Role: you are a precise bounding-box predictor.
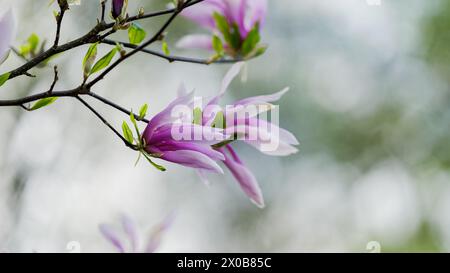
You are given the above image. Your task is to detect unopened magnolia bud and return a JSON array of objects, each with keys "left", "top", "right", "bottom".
[
  {"left": 112, "top": 0, "right": 125, "bottom": 19},
  {"left": 138, "top": 7, "right": 145, "bottom": 18}
]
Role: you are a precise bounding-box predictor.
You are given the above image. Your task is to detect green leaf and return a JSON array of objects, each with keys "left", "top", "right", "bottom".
[
  {"left": 28, "top": 33, "right": 40, "bottom": 53},
  {"left": 212, "top": 35, "right": 224, "bottom": 55},
  {"left": 130, "top": 111, "right": 136, "bottom": 125},
  {"left": 213, "top": 12, "right": 230, "bottom": 38},
  {"left": 129, "top": 111, "right": 137, "bottom": 130},
  {"left": 139, "top": 104, "right": 148, "bottom": 119},
  {"left": 129, "top": 111, "right": 142, "bottom": 146},
  {"left": 19, "top": 44, "right": 32, "bottom": 56},
  {"left": 244, "top": 44, "right": 268, "bottom": 60},
  {"left": 128, "top": 23, "right": 147, "bottom": 45},
  {"left": 193, "top": 107, "right": 203, "bottom": 125},
  {"left": 30, "top": 97, "right": 58, "bottom": 111},
  {"left": 19, "top": 33, "right": 40, "bottom": 56},
  {"left": 241, "top": 25, "right": 261, "bottom": 56},
  {"left": 143, "top": 152, "right": 166, "bottom": 172},
  {"left": 252, "top": 45, "right": 268, "bottom": 58},
  {"left": 122, "top": 121, "right": 134, "bottom": 144},
  {"left": 162, "top": 41, "right": 170, "bottom": 56},
  {"left": 0, "top": 72, "right": 10, "bottom": 87},
  {"left": 83, "top": 43, "right": 98, "bottom": 79},
  {"left": 211, "top": 111, "right": 226, "bottom": 129},
  {"left": 229, "top": 23, "right": 242, "bottom": 50},
  {"left": 90, "top": 48, "right": 118, "bottom": 75},
  {"left": 134, "top": 151, "right": 142, "bottom": 167},
  {"left": 213, "top": 13, "right": 241, "bottom": 51}
]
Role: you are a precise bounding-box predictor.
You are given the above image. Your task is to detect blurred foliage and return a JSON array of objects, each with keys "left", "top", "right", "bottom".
[{"left": 422, "top": 1, "right": 450, "bottom": 83}]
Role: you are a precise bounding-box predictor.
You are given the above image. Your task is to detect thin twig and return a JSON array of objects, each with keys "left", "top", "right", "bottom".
[
  {"left": 101, "top": 0, "right": 107, "bottom": 22},
  {"left": 53, "top": 2, "right": 67, "bottom": 48},
  {"left": 47, "top": 66, "right": 59, "bottom": 94},
  {"left": 76, "top": 96, "right": 138, "bottom": 150},
  {"left": 101, "top": 39, "right": 242, "bottom": 65},
  {"left": 88, "top": 92, "right": 150, "bottom": 123}
]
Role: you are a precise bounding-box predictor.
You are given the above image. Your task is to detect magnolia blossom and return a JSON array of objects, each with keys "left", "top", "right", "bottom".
[
  {"left": 0, "top": 9, "right": 15, "bottom": 65},
  {"left": 202, "top": 62, "right": 299, "bottom": 208},
  {"left": 111, "top": 0, "right": 127, "bottom": 19},
  {"left": 178, "top": 0, "right": 268, "bottom": 52},
  {"left": 142, "top": 86, "right": 227, "bottom": 174},
  {"left": 100, "top": 215, "right": 172, "bottom": 253}
]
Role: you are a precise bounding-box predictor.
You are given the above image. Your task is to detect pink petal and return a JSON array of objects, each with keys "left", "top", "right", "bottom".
[
  {"left": 121, "top": 215, "right": 138, "bottom": 252},
  {"left": 154, "top": 140, "right": 225, "bottom": 161},
  {"left": 236, "top": 118, "right": 299, "bottom": 145},
  {"left": 221, "top": 0, "right": 248, "bottom": 38},
  {"left": 148, "top": 123, "right": 228, "bottom": 146},
  {"left": 143, "top": 92, "right": 194, "bottom": 141},
  {"left": 176, "top": 34, "right": 213, "bottom": 50},
  {"left": 220, "top": 145, "right": 265, "bottom": 208},
  {"left": 162, "top": 150, "right": 224, "bottom": 173},
  {"left": 99, "top": 224, "right": 126, "bottom": 253},
  {"left": 145, "top": 214, "right": 175, "bottom": 253},
  {"left": 196, "top": 169, "right": 212, "bottom": 186},
  {"left": 233, "top": 87, "right": 290, "bottom": 107},
  {"left": 207, "top": 62, "right": 245, "bottom": 106},
  {"left": 225, "top": 119, "right": 299, "bottom": 156},
  {"left": 181, "top": 0, "right": 226, "bottom": 30},
  {"left": 243, "top": 0, "right": 268, "bottom": 35}
]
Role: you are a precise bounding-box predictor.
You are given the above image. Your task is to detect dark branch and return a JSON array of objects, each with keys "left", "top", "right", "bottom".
[
  {"left": 87, "top": 0, "right": 198, "bottom": 88},
  {"left": 5, "top": 0, "right": 205, "bottom": 82},
  {"left": 0, "top": 0, "right": 211, "bottom": 153},
  {"left": 7, "top": 23, "right": 107, "bottom": 80}
]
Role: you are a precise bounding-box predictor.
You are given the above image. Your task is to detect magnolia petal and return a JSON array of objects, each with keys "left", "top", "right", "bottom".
[
  {"left": 121, "top": 215, "right": 138, "bottom": 252},
  {"left": 99, "top": 224, "right": 126, "bottom": 253},
  {"left": 196, "top": 169, "right": 212, "bottom": 186},
  {"left": 176, "top": 34, "right": 213, "bottom": 50},
  {"left": 181, "top": 0, "right": 226, "bottom": 30},
  {"left": 236, "top": 118, "right": 299, "bottom": 145},
  {"left": 207, "top": 62, "right": 245, "bottom": 106},
  {"left": 177, "top": 83, "right": 188, "bottom": 97},
  {"left": 220, "top": 146, "right": 264, "bottom": 208},
  {"left": 143, "top": 91, "right": 194, "bottom": 141},
  {"left": 221, "top": 0, "right": 248, "bottom": 38},
  {"left": 244, "top": 0, "right": 268, "bottom": 35},
  {"left": 245, "top": 139, "right": 299, "bottom": 156},
  {"left": 148, "top": 123, "right": 228, "bottom": 146},
  {"left": 155, "top": 140, "right": 226, "bottom": 161},
  {"left": 145, "top": 214, "right": 174, "bottom": 253},
  {"left": 162, "top": 150, "right": 224, "bottom": 173},
  {"left": 233, "top": 87, "right": 290, "bottom": 107},
  {"left": 225, "top": 122, "right": 299, "bottom": 156},
  {"left": 0, "top": 9, "right": 15, "bottom": 65}
]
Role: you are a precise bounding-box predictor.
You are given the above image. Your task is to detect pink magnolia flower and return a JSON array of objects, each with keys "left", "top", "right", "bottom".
[
  {"left": 0, "top": 9, "right": 15, "bottom": 65},
  {"left": 178, "top": 0, "right": 268, "bottom": 56},
  {"left": 99, "top": 214, "right": 172, "bottom": 253},
  {"left": 202, "top": 62, "right": 299, "bottom": 208},
  {"left": 142, "top": 86, "right": 227, "bottom": 174}
]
